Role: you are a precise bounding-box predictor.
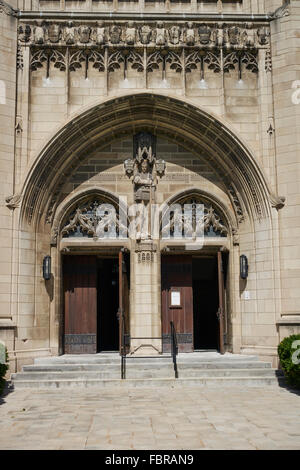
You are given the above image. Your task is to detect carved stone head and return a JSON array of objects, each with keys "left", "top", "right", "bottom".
[
  {"left": 18, "top": 24, "right": 31, "bottom": 42},
  {"left": 110, "top": 24, "right": 122, "bottom": 44},
  {"left": 257, "top": 26, "right": 269, "bottom": 45},
  {"left": 139, "top": 25, "right": 152, "bottom": 45},
  {"left": 141, "top": 159, "right": 150, "bottom": 174},
  {"left": 228, "top": 26, "right": 240, "bottom": 45},
  {"left": 78, "top": 25, "right": 91, "bottom": 43},
  {"left": 48, "top": 23, "right": 61, "bottom": 43},
  {"left": 198, "top": 24, "right": 211, "bottom": 45}
]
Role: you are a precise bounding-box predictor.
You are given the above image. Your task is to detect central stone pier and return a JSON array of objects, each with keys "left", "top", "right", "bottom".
[{"left": 130, "top": 241, "right": 162, "bottom": 355}]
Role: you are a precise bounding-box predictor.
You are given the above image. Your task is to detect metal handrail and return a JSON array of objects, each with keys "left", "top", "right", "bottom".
[
  {"left": 120, "top": 323, "right": 179, "bottom": 379},
  {"left": 121, "top": 311, "right": 126, "bottom": 379},
  {"left": 170, "top": 321, "right": 178, "bottom": 379}
]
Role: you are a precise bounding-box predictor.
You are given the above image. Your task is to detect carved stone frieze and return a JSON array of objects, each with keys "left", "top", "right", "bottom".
[{"left": 18, "top": 21, "right": 270, "bottom": 50}]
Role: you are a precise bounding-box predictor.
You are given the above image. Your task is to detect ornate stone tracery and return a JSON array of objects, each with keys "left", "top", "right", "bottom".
[
  {"left": 161, "top": 196, "right": 229, "bottom": 239},
  {"left": 61, "top": 196, "right": 128, "bottom": 240}
]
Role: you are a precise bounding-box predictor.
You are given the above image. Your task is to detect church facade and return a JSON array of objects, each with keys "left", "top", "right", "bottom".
[{"left": 0, "top": 0, "right": 300, "bottom": 372}]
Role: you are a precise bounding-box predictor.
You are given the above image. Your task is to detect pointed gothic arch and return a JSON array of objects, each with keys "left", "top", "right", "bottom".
[{"left": 18, "top": 92, "right": 275, "bottom": 232}]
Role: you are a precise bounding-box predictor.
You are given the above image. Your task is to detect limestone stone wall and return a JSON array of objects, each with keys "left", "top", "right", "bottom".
[
  {"left": 271, "top": 0, "right": 300, "bottom": 342},
  {"left": 1, "top": 0, "right": 299, "bottom": 371},
  {"left": 0, "top": 4, "right": 18, "bottom": 368}
]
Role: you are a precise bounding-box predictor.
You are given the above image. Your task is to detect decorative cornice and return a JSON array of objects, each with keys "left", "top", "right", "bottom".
[{"left": 17, "top": 12, "right": 271, "bottom": 22}]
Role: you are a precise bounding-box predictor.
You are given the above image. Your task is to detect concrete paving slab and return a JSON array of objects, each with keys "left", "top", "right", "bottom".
[{"left": 0, "top": 384, "right": 299, "bottom": 450}]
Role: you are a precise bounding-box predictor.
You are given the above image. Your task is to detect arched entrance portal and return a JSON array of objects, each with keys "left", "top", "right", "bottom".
[{"left": 18, "top": 93, "right": 277, "bottom": 358}]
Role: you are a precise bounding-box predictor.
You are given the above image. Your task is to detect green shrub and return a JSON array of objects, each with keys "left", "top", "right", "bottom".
[
  {"left": 0, "top": 346, "right": 8, "bottom": 395},
  {"left": 278, "top": 334, "right": 300, "bottom": 388}
]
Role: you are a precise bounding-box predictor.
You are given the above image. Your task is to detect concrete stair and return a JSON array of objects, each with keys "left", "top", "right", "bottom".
[{"left": 11, "top": 352, "right": 284, "bottom": 389}]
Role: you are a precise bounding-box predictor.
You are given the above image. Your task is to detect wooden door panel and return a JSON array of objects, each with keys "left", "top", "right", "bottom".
[
  {"left": 119, "top": 251, "right": 130, "bottom": 354},
  {"left": 63, "top": 255, "right": 97, "bottom": 354},
  {"left": 161, "top": 255, "right": 193, "bottom": 352},
  {"left": 217, "top": 251, "right": 225, "bottom": 355}
]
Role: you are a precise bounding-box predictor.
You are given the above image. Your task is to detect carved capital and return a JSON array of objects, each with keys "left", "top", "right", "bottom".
[
  {"left": 5, "top": 194, "right": 21, "bottom": 210},
  {"left": 270, "top": 194, "right": 286, "bottom": 210}
]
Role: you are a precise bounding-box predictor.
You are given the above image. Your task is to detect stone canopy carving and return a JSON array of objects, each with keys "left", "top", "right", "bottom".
[{"left": 125, "top": 132, "right": 166, "bottom": 241}]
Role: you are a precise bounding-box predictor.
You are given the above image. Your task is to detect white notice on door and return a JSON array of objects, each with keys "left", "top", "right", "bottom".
[{"left": 171, "top": 291, "right": 181, "bottom": 306}]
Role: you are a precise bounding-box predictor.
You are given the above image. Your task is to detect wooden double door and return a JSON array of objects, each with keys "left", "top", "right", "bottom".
[
  {"left": 63, "top": 253, "right": 129, "bottom": 354},
  {"left": 161, "top": 253, "right": 227, "bottom": 353}
]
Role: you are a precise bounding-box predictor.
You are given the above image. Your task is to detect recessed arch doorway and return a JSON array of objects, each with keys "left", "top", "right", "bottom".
[{"left": 160, "top": 192, "right": 231, "bottom": 354}]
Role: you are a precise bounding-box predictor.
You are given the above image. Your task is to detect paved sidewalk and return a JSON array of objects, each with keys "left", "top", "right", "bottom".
[{"left": 0, "top": 384, "right": 299, "bottom": 450}]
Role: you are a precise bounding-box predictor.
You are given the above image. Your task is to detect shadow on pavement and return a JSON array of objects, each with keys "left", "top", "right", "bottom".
[
  {"left": 276, "top": 373, "right": 300, "bottom": 396},
  {"left": 0, "top": 381, "right": 14, "bottom": 405}
]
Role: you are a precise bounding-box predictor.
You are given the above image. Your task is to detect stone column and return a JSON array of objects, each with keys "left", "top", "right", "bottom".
[{"left": 130, "top": 241, "right": 162, "bottom": 355}]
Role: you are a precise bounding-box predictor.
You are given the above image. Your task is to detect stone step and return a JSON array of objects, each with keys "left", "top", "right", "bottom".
[
  {"left": 12, "top": 352, "right": 282, "bottom": 389},
  {"left": 33, "top": 352, "right": 261, "bottom": 366},
  {"left": 11, "top": 376, "right": 285, "bottom": 389},
  {"left": 23, "top": 360, "right": 271, "bottom": 373},
  {"left": 12, "top": 368, "right": 280, "bottom": 382}
]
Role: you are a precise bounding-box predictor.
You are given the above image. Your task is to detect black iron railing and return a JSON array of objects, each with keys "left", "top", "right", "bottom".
[
  {"left": 170, "top": 321, "right": 178, "bottom": 379},
  {"left": 120, "top": 319, "right": 179, "bottom": 379},
  {"left": 120, "top": 311, "right": 126, "bottom": 379}
]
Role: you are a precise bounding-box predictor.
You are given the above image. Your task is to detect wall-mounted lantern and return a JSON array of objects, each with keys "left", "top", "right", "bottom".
[
  {"left": 43, "top": 255, "right": 51, "bottom": 281},
  {"left": 240, "top": 255, "right": 248, "bottom": 280}
]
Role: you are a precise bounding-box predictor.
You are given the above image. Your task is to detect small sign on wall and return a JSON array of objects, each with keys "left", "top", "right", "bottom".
[
  {"left": 170, "top": 290, "right": 181, "bottom": 307},
  {"left": 244, "top": 291, "right": 251, "bottom": 300}
]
